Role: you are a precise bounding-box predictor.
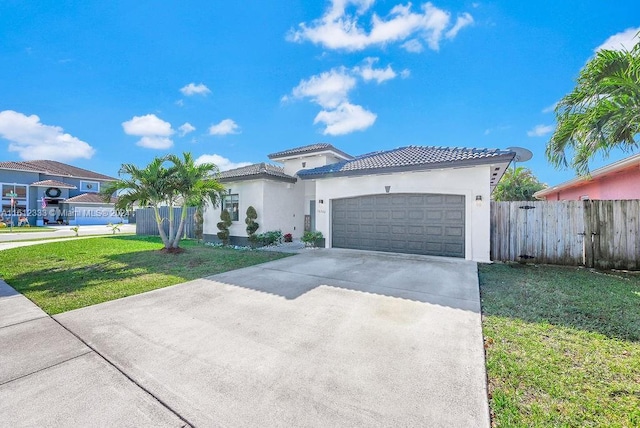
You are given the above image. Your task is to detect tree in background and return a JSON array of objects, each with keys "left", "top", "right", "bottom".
[
  {"left": 493, "top": 166, "right": 547, "bottom": 201},
  {"left": 546, "top": 39, "right": 640, "bottom": 175},
  {"left": 102, "top": 153, "right": 224, "bottom": 251}
]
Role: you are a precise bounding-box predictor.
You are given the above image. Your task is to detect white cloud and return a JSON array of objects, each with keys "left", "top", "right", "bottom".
[
  {"left": 542, "top": 103, "right": 557, "bottom": 114},
  {"left": 292, "top": 68, "right": 357, "bottom": 108},
  {"left": 287, "top": 59, "right": 401, "bottom": 134},
  {"left": 208, "top": 119, "right": 240, "bottom": 136},
  {"left": 137, "top": 136, "right": 174, "bottom": 150},
  {"left": 122, "top": 114, "right": 175, "bottom": 149},
  {"left": 314, "top": 102, "right": 377, "bottom": 135},
  {"left": 401, "top": 39, "right": 424, "bottom": 52},
  {"left": 355, "top": 57, "right": 397, "bottom": 83},
  {"left": 195, "top": 154, "right": 252, "bottom": 171},
  {"left": 178, "top": 122, "right": 196, "bottom": 136},
  {"left": 527, "top": 124, "right": 554, "bottom": 137},
  {"left": 0, "top": 110, "right": 95, "bottom": 161},
  {"left": 445, "top": 13, "right": 474, "bottom": 39},
  {"left": 288, "top": 0, "right": 472, "bottom": 52},
  {"left": 400, "top": 69, "right": 411, "bottom": 78},
  {"left": 180, "top": 82, "right": 211, "bottom": 96},
  {"left": 595, "top": 27, "right": 640, "bottom": 52}
]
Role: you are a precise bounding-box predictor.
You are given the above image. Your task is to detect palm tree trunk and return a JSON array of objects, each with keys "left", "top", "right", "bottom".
[
  {"left": 153, "top": 205, "right": 170, "bottom": 248},
  {"left": 167, "top": 204, "right": 175, "bottom": 247},
  {"left": 172, "top": 206, "right": 189, "bottom": 248}
]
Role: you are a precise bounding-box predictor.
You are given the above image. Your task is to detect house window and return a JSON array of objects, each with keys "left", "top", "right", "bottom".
[
  {"left": 1, "top": 183, "right": 28, "bottom": 216},
  {"left": 223, "top": 194, "right": 239, "bottom": 221},
  {"left": 80, "top": 181, "right": 100, "bottom": 193}
]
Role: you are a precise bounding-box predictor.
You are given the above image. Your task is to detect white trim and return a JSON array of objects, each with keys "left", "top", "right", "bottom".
[{"left": 79, "top": 180, "right": 100, "bottom": 193}]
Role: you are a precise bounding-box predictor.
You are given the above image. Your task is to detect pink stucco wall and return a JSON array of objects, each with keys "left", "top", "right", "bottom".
[{"left": 546, "top": 164, "right": 640, "bottom": 200}]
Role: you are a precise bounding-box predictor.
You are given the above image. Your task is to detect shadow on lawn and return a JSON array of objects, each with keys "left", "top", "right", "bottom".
[{"left": 478, "top": 263, "right": 640, "bottom": 342}]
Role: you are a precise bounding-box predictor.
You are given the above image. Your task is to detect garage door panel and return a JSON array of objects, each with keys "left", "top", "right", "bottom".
[{"left": 332, "top": 193, "right": 465, "bottom": 258}]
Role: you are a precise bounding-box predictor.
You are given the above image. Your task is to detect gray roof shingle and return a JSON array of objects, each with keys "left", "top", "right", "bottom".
[
  {"left": 217, "top": 163, "right": 297, "bottom": 183},
  {"left": 0, "top": 160, "right": 115, "bottom": 181},
  {"left": 268, "top": 143, "right": 353, "bottom": 160},
  {"left": 297, "top": 146, "right": 515, "bottom": 178}
]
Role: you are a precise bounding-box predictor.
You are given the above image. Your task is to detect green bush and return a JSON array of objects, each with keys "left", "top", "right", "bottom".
[
  {"left": 255, "top": 230, "right": 283, "bottom": 246},
  {"left": 302, "top": 231, "right": 323, "bottom": 247},
  {"left": 245, "top": 206, "right": 259, "bottom": 243},
  {"left": 216, "top": 209, "right": 232, "bottom": 246}
]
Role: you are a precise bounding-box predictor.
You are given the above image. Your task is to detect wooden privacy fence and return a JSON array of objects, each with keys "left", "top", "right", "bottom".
[
  {"left": 491, "top": 200, "right": 640, "bottom": 270},
  {"left": 135, "top": 207, "right": 197, "bottom": 239}
]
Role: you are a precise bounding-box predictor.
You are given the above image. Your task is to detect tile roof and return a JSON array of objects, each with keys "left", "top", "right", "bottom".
[
  {"left": 30, "top": 179, "right": 77, "bottom": 189},
  {"left": 0, "top": 160, "right": 115, "bottom": 181},
  {"left": 297, "top": 146, "right": 515, "bottom": 178},
  {"left": 268, "top": 143, "right": 353, "bottom": 160},
  {"left": 217, "top": 163, "right": 297, "bottom": 183},
  {"left": 65, "top": 193, "right": 117, "bottom": 204}
]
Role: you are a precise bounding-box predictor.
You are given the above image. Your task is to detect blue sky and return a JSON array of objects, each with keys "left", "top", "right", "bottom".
[{"left": 0, "top": 1, "right": 638, "bottom": 185}]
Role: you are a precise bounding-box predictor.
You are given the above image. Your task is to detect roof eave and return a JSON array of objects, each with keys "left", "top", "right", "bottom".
[
  {"left": 268, "top": 148, "right": 353, "bottom": 162},
  {"left": 218, "top": 173, "right": 297, "bottom": 184}
]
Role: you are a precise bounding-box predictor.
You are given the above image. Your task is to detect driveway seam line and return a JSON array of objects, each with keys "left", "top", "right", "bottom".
[
  {"left": 257, "top": 266, "right": 481, "bottom": 304},
  {"left": 52, "top": 316, "right": 195, "bottom": 428},
  {"left": 0, "top": 315, "right": 49, "bottom": 330},
  {"left": 0, "top": 350, "right": 93, "bottom": 386}
]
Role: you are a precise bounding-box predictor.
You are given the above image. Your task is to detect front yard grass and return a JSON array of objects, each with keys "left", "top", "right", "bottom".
[
  {"left": 0, "top": 235, "right": 291, "bottom": 315},
  {"left": 479, "top": 263, "right": 640, "bottom": 427}
]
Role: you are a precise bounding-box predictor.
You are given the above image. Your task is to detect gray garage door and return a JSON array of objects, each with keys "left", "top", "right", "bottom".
[{"left": 332, "top": 193, "right": 465, "bottom": 257}]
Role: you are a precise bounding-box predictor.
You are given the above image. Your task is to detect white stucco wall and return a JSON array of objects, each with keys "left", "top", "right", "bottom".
[
  {"left": 203, "top": 178, "right": 304, "bottom": 238},
  {"left": 261, "top": 180, "right": 305, "bottom": 238},
  {"left": 203, "top": 180, "right": 265, "bottom": 237},
  {"left": 313, "top": 166, "right": 492, "bottom": 262}
]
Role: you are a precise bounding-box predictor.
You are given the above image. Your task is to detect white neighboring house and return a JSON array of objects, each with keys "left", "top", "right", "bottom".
[{"left": 203, "top": 143, "right": 514, "bottom": 262}]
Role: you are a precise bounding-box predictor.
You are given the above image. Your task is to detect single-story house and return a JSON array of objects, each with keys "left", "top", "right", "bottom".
[
  {"left": 204, "top": 143, "right": 514, "bottom": 262},
  {"left": 534, "top": 153, "right": 640, "bottom": 201},
  {"left": 0, "top": 160, "right": 124, "bottom": 226}
]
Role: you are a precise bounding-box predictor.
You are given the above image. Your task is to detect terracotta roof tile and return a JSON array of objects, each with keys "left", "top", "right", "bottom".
[
  {"left": 268, "top": 143, "right": 352, "bottom": 160},
  {"left": 0, "top": 160, "right": 115, "bottom": 181},
  {"left": 297, "top": 146, "right": 515, "bottom": 178},
  {"left": 30, "top": 179, "right": 77, "bottom": 189},
  {"left": 65, "top": 193, "right": 117, "bottom": 204},
  {"left": 217, "top": 163, "right": 296, "bottom": 183}
]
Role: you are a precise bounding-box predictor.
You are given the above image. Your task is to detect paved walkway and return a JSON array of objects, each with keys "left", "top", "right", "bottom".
[
  {"left": 0, "top": 280, "right": 186, "bottom": 426},
  {"left": 0, "top": 224, "right": 136, "bottom": 251}
]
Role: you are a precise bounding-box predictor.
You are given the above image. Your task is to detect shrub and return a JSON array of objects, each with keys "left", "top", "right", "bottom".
[
  {"left": 245, "top": 206, "right": 259, "bottom": 243},
  {"left": 302, "top": 231, "right": 323, "bottom": 247},
  {"left": 255, "top": 230, "right": 283, "bottom": 246},
  {"left": 216, "top": 209, "right": 232, "bottom": 246},
  {"left": 284, "top": 233, "right": 293, "bottom": 243}
]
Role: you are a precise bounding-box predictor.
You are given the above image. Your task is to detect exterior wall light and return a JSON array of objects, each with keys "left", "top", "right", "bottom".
[
  {"left": 385, "top": 186, "right": 391, "bottom": 193},
  {"left": 475, "top": 195, "right": 483, "bottom": 206}
]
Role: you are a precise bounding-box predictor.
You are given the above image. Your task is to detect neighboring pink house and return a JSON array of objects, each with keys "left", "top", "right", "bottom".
[{"left": 535, "top": 153, "right": 640, "bottom": 200}]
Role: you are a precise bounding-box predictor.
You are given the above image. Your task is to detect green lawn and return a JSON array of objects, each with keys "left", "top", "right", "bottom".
[
  {"left": 479, "top": 263, "right": 640, "bottom": 427},
  {"left": 0, "top": 235, "right": 291, "bottom": 315},
  {"left": 0, "top": 226, "right": 56, "bottom": 233}
]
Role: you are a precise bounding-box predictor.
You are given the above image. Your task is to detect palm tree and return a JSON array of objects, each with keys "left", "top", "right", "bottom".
[
  {"left": 101, "top": 153, "right": 224, "bottom": 250},
  {"left": 167, "top": 152, "right": 225, "bottom": 249},
  {"left": 493, "top": 166, "right": 546, "bottom": 201},
  {"left": 546, "top": 39, "right": 640, "bottom": 175}
]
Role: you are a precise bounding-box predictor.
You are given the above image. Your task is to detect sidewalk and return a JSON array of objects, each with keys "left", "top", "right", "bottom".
[
  {"left": 0, "top": 280, "right": 186, "bottom": 427},
  {"left": 0, "top": 224, "right": 136, "bottom": 243}
]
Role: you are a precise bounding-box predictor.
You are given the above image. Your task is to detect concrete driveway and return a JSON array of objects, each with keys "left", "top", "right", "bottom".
[{"left": 52, "top": 249, "right": 490, "bottom": 427}]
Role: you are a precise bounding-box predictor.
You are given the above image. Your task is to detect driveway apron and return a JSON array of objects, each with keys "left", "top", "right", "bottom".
[{"left": 54, "top": 249, "right": 490, "bottom": 427}]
